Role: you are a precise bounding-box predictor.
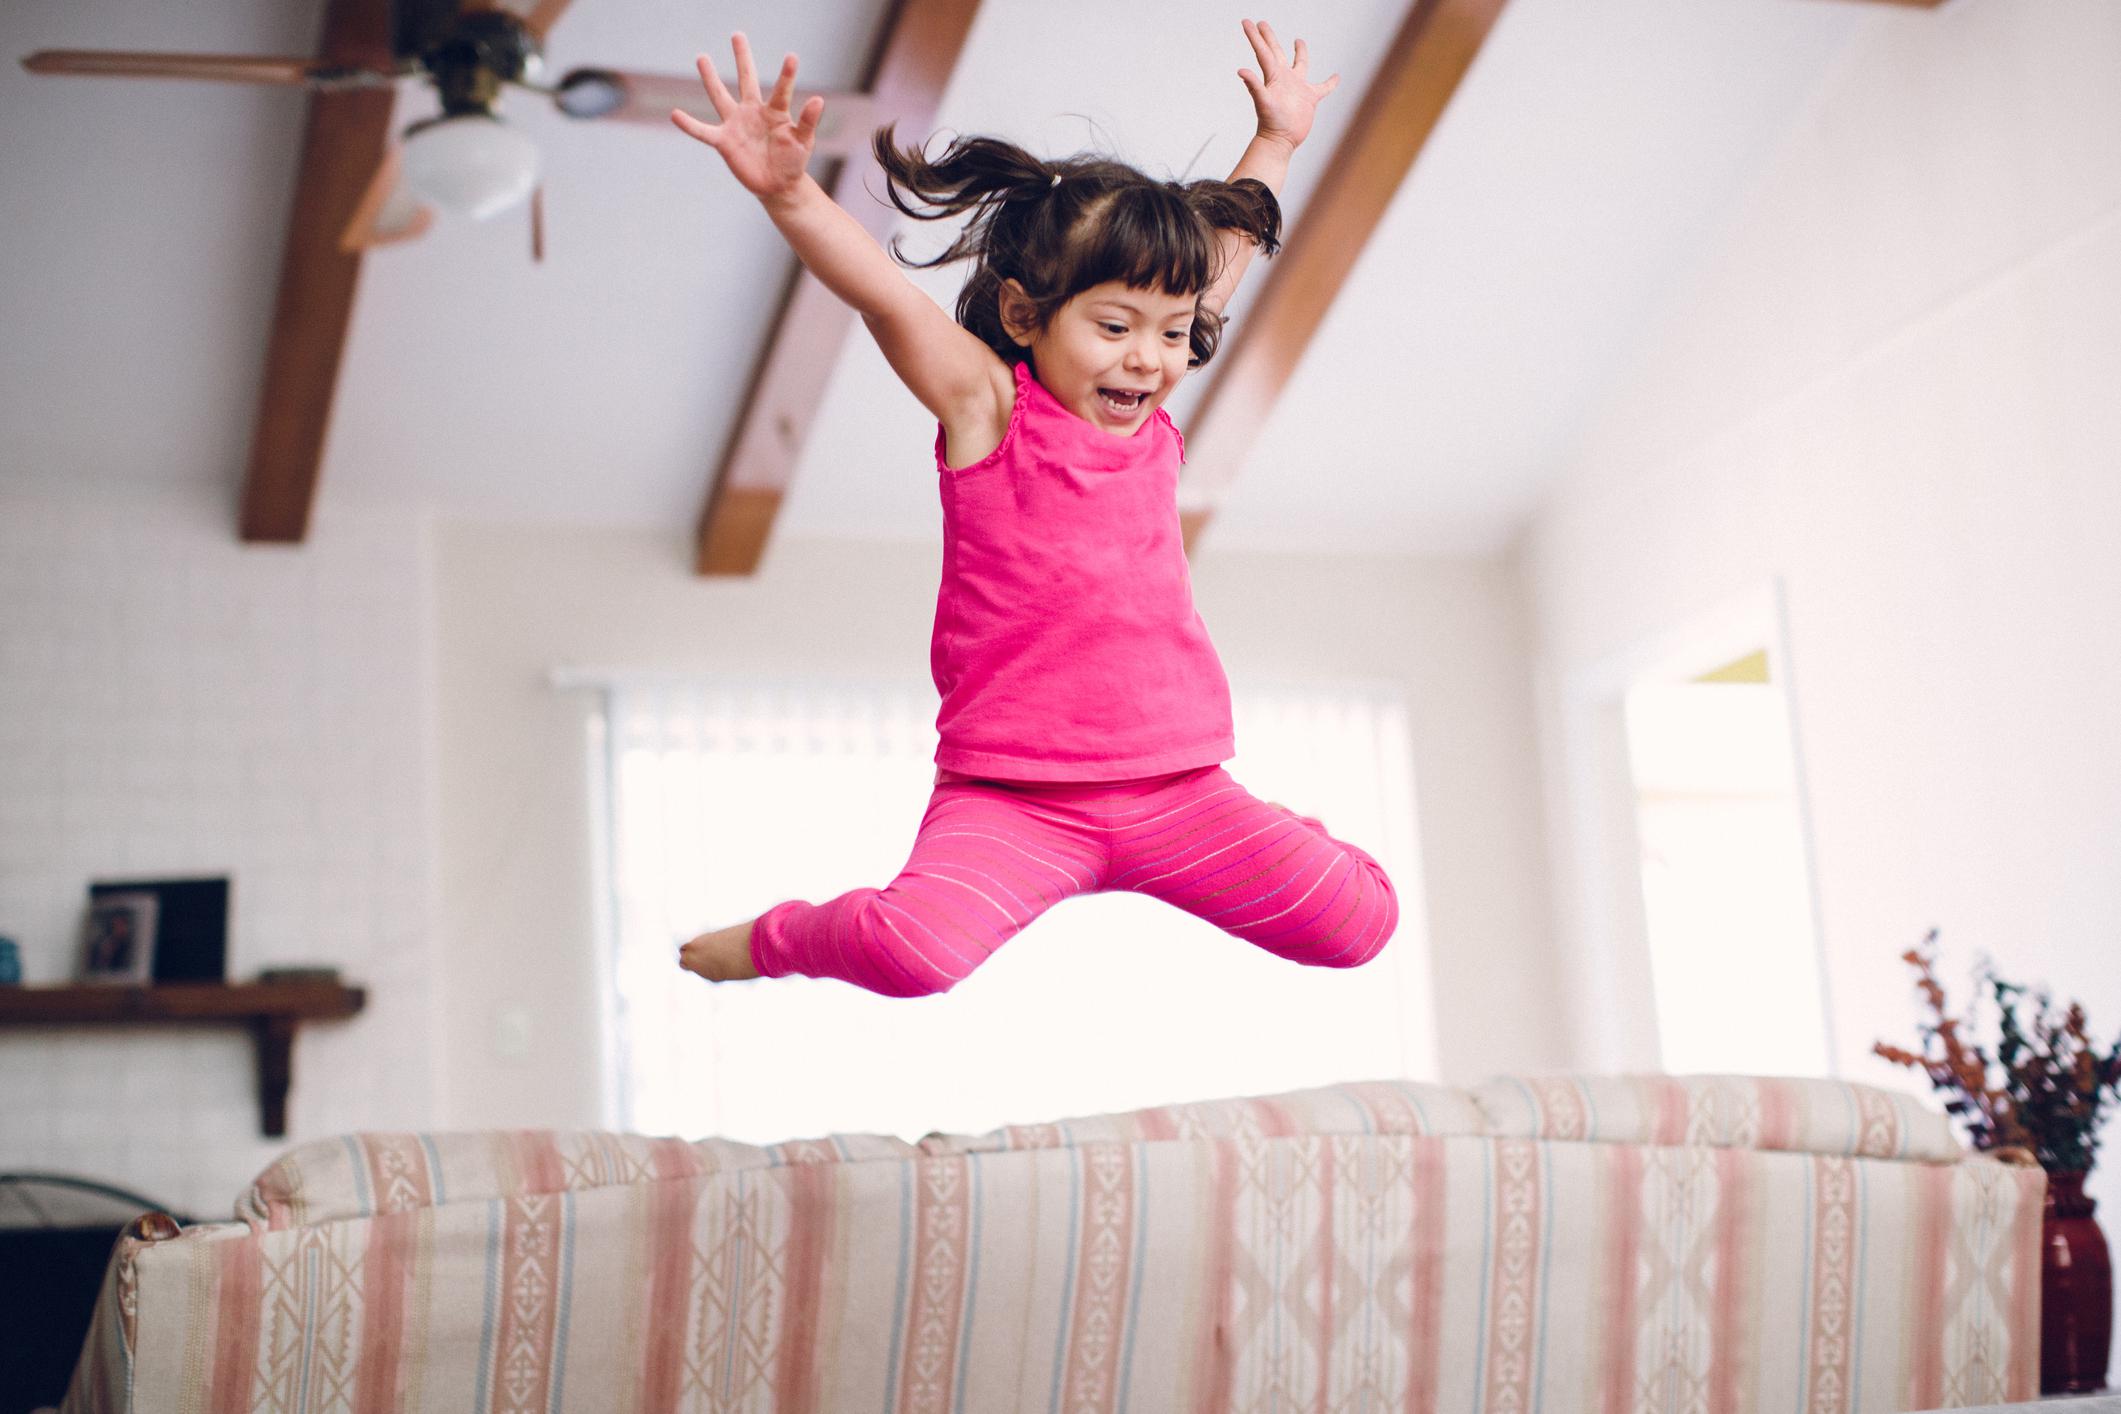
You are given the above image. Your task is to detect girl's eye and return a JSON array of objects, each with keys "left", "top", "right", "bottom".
[
  {"left": 1101, "top": 323, "right": 1127, "bottom": 335},
  {"left": 1164, "top": 330, "right": 1188, "bottom": 341}
]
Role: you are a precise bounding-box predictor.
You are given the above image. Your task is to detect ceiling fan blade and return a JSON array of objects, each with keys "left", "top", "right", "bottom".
[
  {"left": 21, "top": 49, "right": 394, "bottom": 87},
  {"left": 339, "top": 142, "right": 434, "bottom": 253},
  {"left": 552, "top": 68, "right": 875, "bottom": 157},
  {"left": 463, "top": 0, "right": 574, "bottom": 43},
  {"left": 518, "top": 0, "right": 575, "bottom": 42}
]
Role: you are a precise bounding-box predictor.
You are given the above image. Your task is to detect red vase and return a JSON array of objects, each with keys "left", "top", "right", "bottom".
[{"left": 2041, "top": 1169, "right": 2113, "bottom": 1395}]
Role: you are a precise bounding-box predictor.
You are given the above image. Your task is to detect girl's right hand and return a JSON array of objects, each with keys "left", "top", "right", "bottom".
[{"left": 670, "top": 32, "right": 824, "bottom": 204}]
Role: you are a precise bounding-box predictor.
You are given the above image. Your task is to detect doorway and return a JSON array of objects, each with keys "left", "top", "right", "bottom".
[{"left": 1556, "top": 579, "right": 1837, "bottom": 1076}]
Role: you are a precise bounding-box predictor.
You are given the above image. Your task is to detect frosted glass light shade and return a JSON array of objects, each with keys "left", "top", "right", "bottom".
[{"left": 399, "top": 113, "right": 540, "bottom": 220}]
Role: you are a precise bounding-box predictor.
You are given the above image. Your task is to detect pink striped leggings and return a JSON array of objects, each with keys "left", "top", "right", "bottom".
[{"left": 749, "top": 764, "right": 1399, "bottom": 997}]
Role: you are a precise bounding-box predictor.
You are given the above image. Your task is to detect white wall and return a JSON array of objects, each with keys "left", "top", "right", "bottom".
[
  {"left": 0, "top": 486, "right": 440, "bottom": 1218},
  {"left": 431, "top": 523, "right": 1558, "bottom": 1129},
  {"left": 0, "top": 478, "right": 1552, "bottom": 1213},
  {"left": 1523, "top": 0, "right": 2121, "bottom": 1358},
  {"left": 1196, "top": 546, "right": 1564, "bottom": 1087}
]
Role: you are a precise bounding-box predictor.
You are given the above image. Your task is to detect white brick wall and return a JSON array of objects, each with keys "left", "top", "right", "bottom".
[{"left": 0, "top": 486, "right": 439, "bottom": 1219}]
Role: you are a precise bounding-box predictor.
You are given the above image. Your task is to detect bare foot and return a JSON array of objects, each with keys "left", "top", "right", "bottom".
[{"left": 678, "top": 919, "right": 760, "bottom": 983}]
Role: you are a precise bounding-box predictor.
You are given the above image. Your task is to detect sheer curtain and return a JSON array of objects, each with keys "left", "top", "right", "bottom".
[{"left": 591, "top": 675, "right": 1431, "bottom": 1144}]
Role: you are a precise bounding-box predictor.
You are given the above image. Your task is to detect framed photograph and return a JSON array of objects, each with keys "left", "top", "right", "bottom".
[
  {"left": 88, "top": 876, "right": 228, "bottom": 982},
  {"left": 79, "top": 891, "right": 158, "bottom": 984}
]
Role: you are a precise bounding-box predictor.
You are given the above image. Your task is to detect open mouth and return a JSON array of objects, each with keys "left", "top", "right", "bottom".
[{"left": 1096, "top": 387, "right": 1149, "bottom": 419}]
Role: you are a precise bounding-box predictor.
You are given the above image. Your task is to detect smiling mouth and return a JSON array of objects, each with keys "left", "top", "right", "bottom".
[{"left": 1096, "top": 387, "right": 1149, "bottom": 418}]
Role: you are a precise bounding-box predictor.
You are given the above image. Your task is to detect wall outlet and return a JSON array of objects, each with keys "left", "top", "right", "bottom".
[{"left": 494, "top": 1008, "right": 533, "bottom": 1061}]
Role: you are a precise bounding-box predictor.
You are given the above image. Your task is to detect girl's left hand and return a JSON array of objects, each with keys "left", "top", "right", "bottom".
[{"left": 1237, "top": 18, "right": 1340, "bottom": 151}]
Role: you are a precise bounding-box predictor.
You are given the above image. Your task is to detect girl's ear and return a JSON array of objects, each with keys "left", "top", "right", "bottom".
[{"left": 997, "top": 279, "right": 1038, "bottom": 348}]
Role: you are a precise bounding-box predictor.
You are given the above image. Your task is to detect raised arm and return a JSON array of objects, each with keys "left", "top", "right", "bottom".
[
  {"left": 671, "top": 33, "right": 1002, "bottom": 429},
  {"left": 1199, "top": 19, "right": 1340, "bottom": 321}
]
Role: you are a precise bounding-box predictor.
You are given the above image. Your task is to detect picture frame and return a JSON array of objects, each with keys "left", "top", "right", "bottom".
[
  {"left": 79, "top": 891, "right": 158, "bottom": 985},
  {"left": 88, "top": 876, "right": 229, "bottom": 982}
]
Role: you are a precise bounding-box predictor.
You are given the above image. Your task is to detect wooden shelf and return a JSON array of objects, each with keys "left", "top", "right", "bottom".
[{"left": 0, "top": 981, "right": 366, "bottom": 1138}]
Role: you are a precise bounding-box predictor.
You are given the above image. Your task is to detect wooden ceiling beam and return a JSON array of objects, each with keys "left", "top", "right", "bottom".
[
  {"left": 1172, "top": 0, "right": 1948, "bottom": 552},
  {"left": 237, "top": 0, "right": 393, "bottom": 543},
  {"left": 693, "top": 0, "right": 982, "bottom": 576},
  {"left": 1176, "top": 0, "right": 1513, "bottom": 554}
]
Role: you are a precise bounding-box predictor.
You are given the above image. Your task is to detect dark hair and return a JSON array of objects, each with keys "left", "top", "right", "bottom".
[{"left": 870, "top": 125, "right": 1281, "bottom": 369}]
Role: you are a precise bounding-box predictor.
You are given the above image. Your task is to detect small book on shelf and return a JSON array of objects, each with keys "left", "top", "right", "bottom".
[{"left": 256, "top": 967, "right": 343, "bottom": 986}]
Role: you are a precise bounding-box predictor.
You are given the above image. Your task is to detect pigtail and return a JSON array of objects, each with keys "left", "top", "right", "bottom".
[
  {"left": 872, "top": 123, "right": 1088, "bottom": 362},
  {"left": 870, "top": 124, "right": 1055, "bottom": 270},
  {"left": 1181, "top": 176, "right": 1281, "bottom": 261},
  {"left": 1172, "top": 175, "right": 1283, "bottom": 367}
]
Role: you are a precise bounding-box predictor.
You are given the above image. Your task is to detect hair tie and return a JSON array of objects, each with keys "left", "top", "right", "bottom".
[{"left": 1049, "top": 171, "right": 1062, "bottom": 187}]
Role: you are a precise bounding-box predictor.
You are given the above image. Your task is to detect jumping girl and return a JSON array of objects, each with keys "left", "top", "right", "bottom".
[{"left": 673, "top": 19, "right": 1399, "bottom": 998}]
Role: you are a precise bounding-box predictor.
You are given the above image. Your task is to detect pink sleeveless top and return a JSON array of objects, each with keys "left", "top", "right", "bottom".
[{"left": 928, "top": 359, "right": 1235, "bottom": 781}]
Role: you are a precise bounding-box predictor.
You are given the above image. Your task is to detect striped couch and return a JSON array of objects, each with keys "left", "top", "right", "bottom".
[{"left": 58, "top": 1073, "right": 2044, "bottom": 1413}]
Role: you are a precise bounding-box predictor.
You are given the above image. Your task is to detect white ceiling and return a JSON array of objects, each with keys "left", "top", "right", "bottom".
[{"left": 1, "top": 0, "right": 1879, "bottom": 557}]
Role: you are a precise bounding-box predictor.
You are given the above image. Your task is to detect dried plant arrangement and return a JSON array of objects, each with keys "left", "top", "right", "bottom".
[{"left": 1875, "top": 927, "right": 2121, "bottom": 1174}]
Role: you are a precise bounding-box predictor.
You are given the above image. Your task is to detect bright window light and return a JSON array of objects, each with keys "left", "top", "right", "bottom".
[{"left": 591, "top": 677, "right": 1432, "bottom": 1143}]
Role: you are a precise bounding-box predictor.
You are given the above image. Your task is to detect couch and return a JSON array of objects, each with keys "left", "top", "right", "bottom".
[{"left": 57, "top": 1072, "right": 2044, "bottom": 1412}]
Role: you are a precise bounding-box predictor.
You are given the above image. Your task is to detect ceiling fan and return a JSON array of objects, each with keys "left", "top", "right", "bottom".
[{"left": 21, "top": 0, "right": 871, "bottom": 259}]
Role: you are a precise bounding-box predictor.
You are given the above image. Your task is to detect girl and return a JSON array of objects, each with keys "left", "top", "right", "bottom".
[{"left": 673, "top": 20, "right": 1399, "bottom": 998}]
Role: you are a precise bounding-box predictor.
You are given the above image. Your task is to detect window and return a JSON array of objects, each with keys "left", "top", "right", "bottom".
[{"left": 592, "top": 676, "right": 1430, "bottom": 1144}]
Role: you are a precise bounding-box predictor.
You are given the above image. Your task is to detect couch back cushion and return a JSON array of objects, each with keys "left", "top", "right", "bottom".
[
  {"left": 915, "top": 1078, "right": 1487, "bottom": 1155},
  {"left": 239, "top": 1074, "right": 1957, "bottom": 1230},
  {"left": 1470, "top": 1074, "right": 1964, "bottom": 1161},
  {"left": 239, "top": 1127, "right": 919, "bottom": 1230},
  {"left": 239, "top": 1083, "right": 1475, "bottom": 1226}
]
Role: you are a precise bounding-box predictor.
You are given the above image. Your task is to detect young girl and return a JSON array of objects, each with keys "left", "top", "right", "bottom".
[{"left": 673, "top": 20, "right": 1399, "bottom": 998}]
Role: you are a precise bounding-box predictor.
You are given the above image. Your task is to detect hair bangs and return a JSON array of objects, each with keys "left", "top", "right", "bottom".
[{"left": 1066, "top": 185, "right": 1221, "bottom": 300}]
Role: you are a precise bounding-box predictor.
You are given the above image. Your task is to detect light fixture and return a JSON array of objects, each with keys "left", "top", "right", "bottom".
[{"left": 398, "top": 111, "right": 540, "bottom": 221}]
